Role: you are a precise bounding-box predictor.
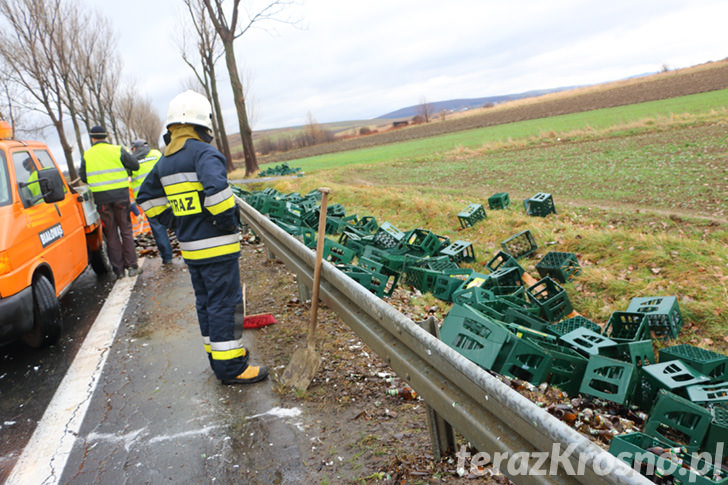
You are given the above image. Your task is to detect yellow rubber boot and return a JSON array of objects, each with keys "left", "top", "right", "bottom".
[{"left": 222, "top": 365, "right": 269, "bottom": 384}]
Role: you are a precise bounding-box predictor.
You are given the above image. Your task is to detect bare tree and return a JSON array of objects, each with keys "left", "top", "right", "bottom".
[
  {"left": 0, "top": 0, "right": 80, "bottom": 178},
  {"left": 181, "top": 0, "right": 233, "bottom": 170},
  {"left": 201, "top": 0, "right": 297, "bottom": 176},
  {"left": 416, "top": 96, "right": 434, "bottom": 123}
]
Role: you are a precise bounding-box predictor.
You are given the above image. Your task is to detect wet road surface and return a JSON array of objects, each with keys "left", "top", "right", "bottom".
[
  {"left": 0, "top": 268, "right": 115, "bottom": 481},
  {"left": 4, "top": 259, "right": 311, "bottom": 484}
]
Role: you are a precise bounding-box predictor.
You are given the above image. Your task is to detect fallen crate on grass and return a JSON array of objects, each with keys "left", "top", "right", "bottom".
[
  {"left": 535, "top": 251, "right": 581, "bottom": 283},
  {"left": 500, "top": 229, "right": 538, "bottom": 259},
  {"left": 524, "top": 192, "right": 556, "bottom": 217},
  {"left": 457, "top": 203, "right": 486, "bottom": 228},
  {"left": 488, "top": 192, "right": 510, "bottom": 210}
]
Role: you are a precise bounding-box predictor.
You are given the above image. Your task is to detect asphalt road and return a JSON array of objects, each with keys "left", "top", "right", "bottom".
[
  {"left": 0, "top": 268, "right": 114, "bottom": 482},
  {"left": 2, "top": 259, "right": 311, "bottom": 484}
]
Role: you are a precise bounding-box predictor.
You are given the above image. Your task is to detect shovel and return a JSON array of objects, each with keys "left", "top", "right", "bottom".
[{"left": 281, "top": 187, "right": 331, "bottom": 391}]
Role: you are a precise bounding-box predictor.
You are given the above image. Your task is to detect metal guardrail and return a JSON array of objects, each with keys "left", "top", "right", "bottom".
[{"left": 236, "top": 197, "right": 650, "bottom": 485}]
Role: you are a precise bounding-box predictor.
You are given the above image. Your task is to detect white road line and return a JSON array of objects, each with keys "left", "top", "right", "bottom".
[{"left": 5, "top": 261, "right": 144, "bottom": 485}]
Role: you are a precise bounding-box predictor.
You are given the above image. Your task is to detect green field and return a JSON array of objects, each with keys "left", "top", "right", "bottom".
[{"left": 243, "top": 89, "right": 728, "bottom": 353}]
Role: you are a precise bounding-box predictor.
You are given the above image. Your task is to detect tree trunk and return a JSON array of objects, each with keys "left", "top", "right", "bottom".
[
  {"left": 56, "top": 120, "right": 78, "bottom": 181},
  {"left": 221, "top": 38, "right": 257, "bottom": 176},
  {"left": 208, "top": 60, "right": 233, "bottom": 172}
]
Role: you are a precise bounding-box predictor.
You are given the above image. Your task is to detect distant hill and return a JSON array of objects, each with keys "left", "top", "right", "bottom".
[{"left": 376, "top": 87, "right": 581, "bottom": 119}]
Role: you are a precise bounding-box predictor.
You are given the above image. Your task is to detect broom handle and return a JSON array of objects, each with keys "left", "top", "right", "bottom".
[{"left": 308, "top": 187, "right": 330, "bottom": 345}]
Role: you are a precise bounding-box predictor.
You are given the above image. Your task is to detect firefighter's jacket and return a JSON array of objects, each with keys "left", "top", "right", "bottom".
[{"left": 135, "top": 138, "right": 239, "bottom": 265}]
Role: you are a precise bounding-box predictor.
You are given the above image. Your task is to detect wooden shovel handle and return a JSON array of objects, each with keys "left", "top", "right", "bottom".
[{"left": 308, "top": 187, "right": 330, "bottom": 344}]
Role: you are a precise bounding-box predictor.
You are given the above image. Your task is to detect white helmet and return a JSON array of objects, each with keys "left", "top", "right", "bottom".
[{"left": 165, "top": 90, "right": 213, "bottom": 130}]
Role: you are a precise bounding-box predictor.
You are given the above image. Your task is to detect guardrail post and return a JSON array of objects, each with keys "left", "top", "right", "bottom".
[
  {"left": 419, "top": 316, "right": 457, "bottom": 460},
  {"left": 265, "top": 246, "right": 276, "bottom": 262},
  {"left": 297, "top": 276, "right": 312, "bottom": 302}
]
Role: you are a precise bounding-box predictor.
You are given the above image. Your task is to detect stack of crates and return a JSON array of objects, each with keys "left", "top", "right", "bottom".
[
  {"left": 457, "top": 203, "right": 486, "bottom": 228},
  {"left": 488, "top": 192, "right": 510, "bottom": 210},
  {"left": 535, "top": 251, "right": 581, "bottom": 283},
  {"left": 524, "top": 192, "right": 556, "bottom": 217}
]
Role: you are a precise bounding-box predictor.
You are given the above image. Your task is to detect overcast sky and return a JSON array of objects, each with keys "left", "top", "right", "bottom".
[{"left": 86, "top": 0, "right": 728, "bottom": 134}]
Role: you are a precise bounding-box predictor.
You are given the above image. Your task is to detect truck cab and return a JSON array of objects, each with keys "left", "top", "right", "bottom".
[{"left": 0, "top": 121, "right": 109, "bottom": 347}]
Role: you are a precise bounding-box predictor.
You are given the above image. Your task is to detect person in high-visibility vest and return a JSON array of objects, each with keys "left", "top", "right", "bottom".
[
  {"left": 80, "top": 125, "right": 141, "bottom": 279},
  {"left": 130, "top": 139, "right": 173, "bottom": 264},
  {"left": 136, "top": 91, "right": 267, "bottom": 385}
]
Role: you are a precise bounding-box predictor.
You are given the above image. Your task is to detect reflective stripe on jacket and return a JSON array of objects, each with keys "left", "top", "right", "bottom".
[
  {"left": 83, "top": 143, "right": 129, "bottom": 193},
  {"left": 136, "top": 138, "right": 239, "bottom": 265},
  {"left": 130, "top": 148, "right": 162, "bottom": 197}
]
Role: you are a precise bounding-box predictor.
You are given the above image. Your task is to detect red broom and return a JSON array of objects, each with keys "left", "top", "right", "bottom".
[{"left": 242, "top": 283, "right": 277, "bottom": 329}]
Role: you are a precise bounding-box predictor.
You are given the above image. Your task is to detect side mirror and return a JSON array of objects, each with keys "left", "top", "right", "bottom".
[{"left": 37, "top": 168, "right": 66, "bottom": 203}]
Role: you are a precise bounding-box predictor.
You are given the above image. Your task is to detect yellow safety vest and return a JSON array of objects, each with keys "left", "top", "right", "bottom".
[
  {"left": 130, "top": 149, "right": 162, "bottom": 197},
  {"left": 84, "top": 143, "right": 129, "bottom": 193}
]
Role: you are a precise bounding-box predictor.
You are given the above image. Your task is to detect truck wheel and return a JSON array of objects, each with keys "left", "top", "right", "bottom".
[
  {"left": 22, "top": 275, "right": 63, "bottom": 348},
  {"left": 90, "top": 237, "right": 112, "bottom": 275}
]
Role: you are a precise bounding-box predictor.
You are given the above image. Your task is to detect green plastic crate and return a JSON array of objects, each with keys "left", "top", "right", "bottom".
[
  {"left": 609, "top": 432, "right": 728, "bottom": 485},
  {"left": 601, "top": 339, "right": 656, "bottom": 368},
  {"left": 484, "top": 266, "right": 524, "bottom": 289},
  {"left": 497, "top": 337, "right": 552, "bottom": 385},
  {"left": 439, "top": 304, "right": 514, "bottom": 371},
  {"left": 353, "top": 215, "right": 378, "bottom": 234},
  {"left": 450, "top": 271, "right": 492, "bottom": 302},
  {"left": 660, "top": 344, "right": 728, "bottom": 382},
  {"left": 322, "top": 238, "right": 356, "bottom": 264},
  {"left": 559, "top": 327, "right": 617, "bottom": 356},
  {"left": 501, "top": 230, "right": 538, "bottom": 260},
  {"left": 535, "top": 251, "right": 581, "bottom": 283},
  {"left": 627, "top": 296, "right": 683, "bottom": 340},
  {"left": 524, "top": 192, "right": 556, "bottom": 217},
  {"left": 488, "top": 192, "right": 510, "bottom": 210},
  {"left": 503, "top": 307, "right": 549, "bottom": 332},
  {"left": 372, "top": 222, "right": 406, "bottom": 249},
  {"left": 644, "top": 389, "right": 713, "bottom": 452},
  {"left": 337, "top": 264, "right": 387, "bottom": 298},
  {"left": 603, "top": 311, "right": 650, "bottom": 343},
  {"left": 452, "top": 286, "right": 496, "bottom": 308},
  {"left": 526, "top": 277, "right": 573, "bottom": 322},
  {"left": 705, "top": 405, "right": 728, "bottom": 457},
  {"left": 540, "top": 340, "right": 588, "bottom": 396},
  {"left": 439, "top": 240, "right": 476, "bottom": 264},
  {"left": 358, "top": 258, "right": 399, "bottom": 297},
  {"left": 405, "top": 229, "right": 449, "bottom": 256},
  {"left": 432, "top": 269, "right": 475, "bottom": 302},
  {"left": 457, "top": 203, "right": 486, "bottom": 228},
  {"left": 485, "top": 250, "right": 524, "bottom": 273},
  {"left": 579, "top": 355, "right": 638, "bottom": 405},
  {"left": 686, "top": 382, "right": 728, "bottom": 405},
  {"left": 637, "top": 361, "right": 711, "bottom": 411},
  {"left": 546, "top": 315, "right": 601, "bottom": 337}
]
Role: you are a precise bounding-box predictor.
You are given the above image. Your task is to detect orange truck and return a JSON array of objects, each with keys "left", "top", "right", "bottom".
[{"left": 0, "top": 122, "right": 110, "bottom": 347}]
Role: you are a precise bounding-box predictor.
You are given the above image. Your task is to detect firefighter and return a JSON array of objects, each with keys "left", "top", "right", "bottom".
[
  {"left": 136, "top": 90, "right": 268, "bottom": 385},
  {"left": 130, "top": 139, "right": 173, "bottom": 264},
  {"left": 80, "top": 125, "right": 141, "bottom": 279}
]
